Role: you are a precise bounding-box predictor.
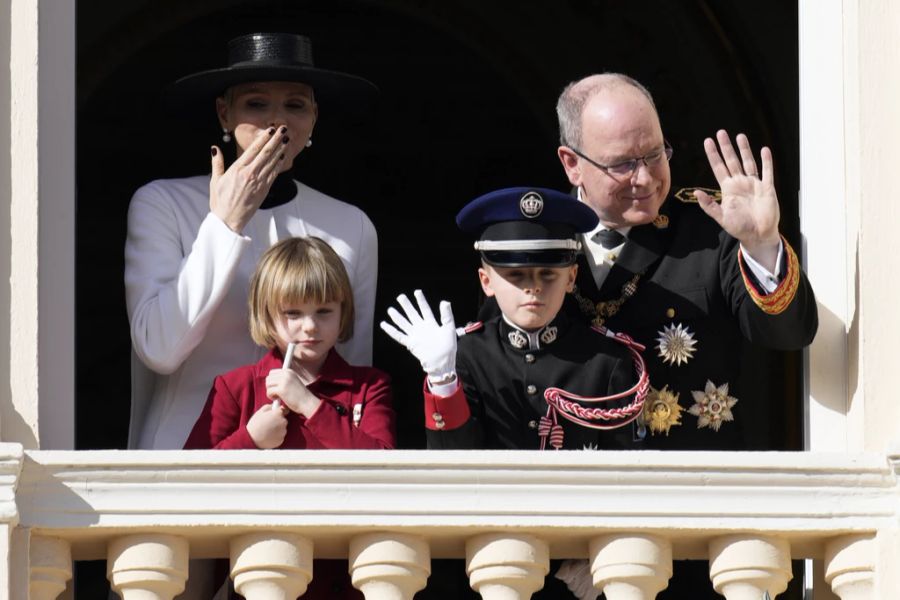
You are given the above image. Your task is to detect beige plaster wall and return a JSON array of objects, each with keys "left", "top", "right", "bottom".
[{"left": 853, "top": 0, "right": 900, "bottom": 452}]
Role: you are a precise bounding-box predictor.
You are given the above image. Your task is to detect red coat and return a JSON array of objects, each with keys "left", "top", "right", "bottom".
[
  {"left": 184, "top": 348, "right": 395, "bottom": 450},
  {"left": 185, "top": 348, "right": 395, "bottom": 600}
]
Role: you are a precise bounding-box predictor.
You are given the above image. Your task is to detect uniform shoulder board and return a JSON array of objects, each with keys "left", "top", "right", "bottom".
[{"left": 456, "top": 321, "right": 483, "bottom": 337}]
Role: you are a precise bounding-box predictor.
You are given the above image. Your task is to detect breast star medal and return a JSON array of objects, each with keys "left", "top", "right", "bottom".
[
  {"left": 655, "top": 322, "right": 697, "bottom": 366},
  {"left": 689, "top": 380, "right": 738, "bottom": 431},
  {"left": 641, "top": 385, "right": 683, "bottom": 436}
]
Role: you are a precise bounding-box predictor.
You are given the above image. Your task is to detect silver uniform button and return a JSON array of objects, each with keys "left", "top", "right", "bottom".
[
  {"left": 525, "top": 353, "right": 535, "bottom": 363},
  {"left": 528, "top": 420, "right": 538, "bottom": 429},
  {"left": 526, "top": 384, "right": 537, "bottom": 395}
]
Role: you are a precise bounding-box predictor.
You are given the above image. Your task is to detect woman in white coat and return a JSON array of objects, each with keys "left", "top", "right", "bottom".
[{"left": 125, "top": 32, "right": 379, "bottom": 450}]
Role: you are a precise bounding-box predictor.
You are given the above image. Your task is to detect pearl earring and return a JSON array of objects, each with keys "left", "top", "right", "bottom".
[
  {"left": 222, "top": 129, "right": 232, "bottom": 143},
  {"left": 305, "top": 138, "right": 313, "bottom": 148}
]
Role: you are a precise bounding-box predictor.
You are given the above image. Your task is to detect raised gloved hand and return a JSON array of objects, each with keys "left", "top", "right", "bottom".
[{"left": 380, "top": 290, "right": 457, "bottom": 383}]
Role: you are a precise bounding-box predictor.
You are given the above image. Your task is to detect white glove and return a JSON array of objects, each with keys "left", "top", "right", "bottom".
[
  {"left": 380, "top": 290, "right": 457, "bottom": 382},
  {"left": 555, "top": 559, "right": 600, "bottom": 600}
]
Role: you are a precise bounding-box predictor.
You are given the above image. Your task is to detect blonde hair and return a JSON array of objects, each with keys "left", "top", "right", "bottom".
[{"left": 248, "top": 237, "right": 354, "bottom": 348}]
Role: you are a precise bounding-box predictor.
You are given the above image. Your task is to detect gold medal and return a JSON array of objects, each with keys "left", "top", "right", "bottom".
[{"left": 641, "top": 385, "right": 683, "bottom": 436}]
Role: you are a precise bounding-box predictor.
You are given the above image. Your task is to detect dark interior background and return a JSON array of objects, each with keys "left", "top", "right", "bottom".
[
  {"left": 74, "top": 0, "right": 802, "bottom": 597},
  {"left": 77, "top": 0, "right": 802, "bottom": 454}
]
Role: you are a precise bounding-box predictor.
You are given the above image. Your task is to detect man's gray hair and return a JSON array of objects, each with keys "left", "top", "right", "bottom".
[{"left": 556, "top": 73, "right": 657, "bottom": 148}]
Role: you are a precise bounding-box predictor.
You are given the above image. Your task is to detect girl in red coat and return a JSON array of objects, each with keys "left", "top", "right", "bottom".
[
  {"left": 185, "top": 236, "right": 395, "bottom": 451},
  {"left": 185, "top": 236, "right": 395, "bottom": 599}
]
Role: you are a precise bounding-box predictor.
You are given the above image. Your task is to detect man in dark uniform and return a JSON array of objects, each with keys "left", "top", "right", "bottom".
[
  {"left": 550, "top": 73, "right": 817, "bottom": 598},
  {"left": 554, "top": 73, "right": 817, "bottom": 450}
]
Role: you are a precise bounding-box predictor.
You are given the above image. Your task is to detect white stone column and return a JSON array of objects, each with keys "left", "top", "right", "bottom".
[
  {"left": 29, "top": 536, "right": 71, "bottom": 600},
  {"left": 466, "top": 533, "right": 549, "bottom": 600},
  {"left": 589, "top": 534, "right": 672, "bottom": 599},
  {"left": 708, "top": 535, "right": 791, "bottom": 600},
  {"left": 824, "top": 534, "right": 874, "bottom": 600},
  {"left": 349, "top": 533, "right": 430, "bottom": 600},
  {"left": 107, "top": 534, "right": 189, "bottom": 600},
  {"left": 230, "top": 533, "right": 313, "bottom": 600}
]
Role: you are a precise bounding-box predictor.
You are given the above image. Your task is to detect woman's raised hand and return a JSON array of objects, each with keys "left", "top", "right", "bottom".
[{"left": 209, "top": 125, "right": 289, "bottom": 233}]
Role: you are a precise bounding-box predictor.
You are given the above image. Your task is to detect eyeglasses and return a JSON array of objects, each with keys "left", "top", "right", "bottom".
[{"left": 569, "top": 141, "right": 673, "bottom": 178}]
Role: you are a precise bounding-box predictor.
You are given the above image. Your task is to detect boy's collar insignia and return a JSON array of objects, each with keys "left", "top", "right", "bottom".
[
  {"left": 539, "top": 326, "right": 558, "bottom": 345},
  {"left": 519, "top": 191, "right": 544, "bottom": 218},
  {"left": 508, "top": 329, "right": 528, "bottom": 349}
]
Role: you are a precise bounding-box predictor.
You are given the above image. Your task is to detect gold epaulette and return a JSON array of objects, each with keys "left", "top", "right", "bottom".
[{"left": 738, "top": 236, "right": 800, "bottom": 315}]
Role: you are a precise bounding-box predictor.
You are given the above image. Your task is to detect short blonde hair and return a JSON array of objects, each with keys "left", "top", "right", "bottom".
[{"left": 248, "top": 237, "right": 354, "bottom": 348}]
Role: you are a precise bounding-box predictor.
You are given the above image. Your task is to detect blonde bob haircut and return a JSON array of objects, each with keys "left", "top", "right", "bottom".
[{"left": 249, "top": 236, "right": 355, "bottom": 348}]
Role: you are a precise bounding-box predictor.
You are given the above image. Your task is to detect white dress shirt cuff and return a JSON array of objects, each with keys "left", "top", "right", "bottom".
[{"left": 740, "top": 239, "right": 784, "bottom": 294}]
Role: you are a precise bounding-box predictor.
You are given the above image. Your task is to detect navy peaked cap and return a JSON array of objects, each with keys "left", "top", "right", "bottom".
[{"left": 456, "top": 187, "right": 599, "bottom": 267}]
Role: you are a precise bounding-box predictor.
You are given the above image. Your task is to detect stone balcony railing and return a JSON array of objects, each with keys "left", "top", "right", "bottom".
[{"left": 2, "top": 444, "right": 897, "bottom": 599}]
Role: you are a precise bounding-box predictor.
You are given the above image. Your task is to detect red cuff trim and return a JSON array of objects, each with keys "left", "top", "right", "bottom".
[
  {"left": 738, "top": 236, "right": 800, "bottom": 315},
  {"left": 423, "top": 377, "right": 471, "bottom": 430}
]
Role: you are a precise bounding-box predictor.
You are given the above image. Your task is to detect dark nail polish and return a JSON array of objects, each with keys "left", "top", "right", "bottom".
[
  {"left": 210, "top": 147, "right": 217, "bottom": 156},
  {"left": 281, "top": 135, "right": 290, "bottom": 144},
  {"left": 280, "top": 126, "right": 287, "bottom": 134},
  {"left": 279, "top": 153, "right": 285, "bottom": 160},
  {"left": 268, "top": 127, "right": 276, "bottom": 135}
]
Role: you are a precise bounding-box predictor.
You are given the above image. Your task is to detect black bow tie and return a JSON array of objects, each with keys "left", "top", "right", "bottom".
[{"left": 592, "top": 229, "right": 626, "bottom": 248}]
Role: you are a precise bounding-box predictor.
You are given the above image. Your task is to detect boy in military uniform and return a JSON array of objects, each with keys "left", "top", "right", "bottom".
[{"left": 381, "top": 186, "right": 648, "bottom": 451}]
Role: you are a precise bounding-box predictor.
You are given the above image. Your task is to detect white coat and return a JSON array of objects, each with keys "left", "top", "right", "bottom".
[{"left": 124, "top": 175, "right": 377, "bottom": 449}]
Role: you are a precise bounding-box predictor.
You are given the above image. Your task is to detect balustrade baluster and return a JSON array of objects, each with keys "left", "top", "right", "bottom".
[
  {"left": 107, "top": 534, "right": 189, "bottom": 600},
  {"left": 466, "top": 533, "right": 549, "bottom": 600},
  {"left": 824, "top": 534, "right": 875, "bottom": 600},
  {"left": 230, "top": 533, "right": 313, "bottom": 600},
  {"left": 708, "top": 535, "right": 791, "bottom": 600},
  {"left": 29, "top": 535, "right": 72, "bottom": 600},
  {"left": 589, "top": 533, "right": 672, "bottom": 599},
  {"left": 349, "top": 532, "right": 430, "bottom": 600}
]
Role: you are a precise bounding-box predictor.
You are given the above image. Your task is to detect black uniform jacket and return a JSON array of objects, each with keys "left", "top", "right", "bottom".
[
  {"left": 569, "top": 198, "right": 817, "bottom": 450},
  {"left": 476, "top": 199, "right": 818, "bottom": 450},
  {"left": 425, "top": 311, "right": 640, "bottom": 450}
]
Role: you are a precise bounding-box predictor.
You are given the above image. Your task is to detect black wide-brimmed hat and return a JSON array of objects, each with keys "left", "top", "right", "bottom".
[{"left": 165, "top": 32, "right": 378, "bottom": 109}]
